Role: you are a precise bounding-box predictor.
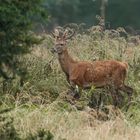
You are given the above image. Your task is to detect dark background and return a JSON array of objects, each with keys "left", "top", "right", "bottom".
[{"left": 45, "top": 0, "right": 140, "bottom": 29}]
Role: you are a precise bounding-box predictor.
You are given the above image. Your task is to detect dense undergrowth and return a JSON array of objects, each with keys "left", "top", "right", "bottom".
[{"left": 0, "top": 26, "right": 140, "bottom": 140}]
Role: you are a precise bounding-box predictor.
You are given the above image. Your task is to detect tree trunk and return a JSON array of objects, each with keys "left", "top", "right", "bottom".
[{"left": 100, "top": 0, "right": 107, "bottom": 29}]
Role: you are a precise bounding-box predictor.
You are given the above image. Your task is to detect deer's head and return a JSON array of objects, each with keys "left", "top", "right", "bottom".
[{"left": 51, "top": 28, "right": 75, "bottom": 54}]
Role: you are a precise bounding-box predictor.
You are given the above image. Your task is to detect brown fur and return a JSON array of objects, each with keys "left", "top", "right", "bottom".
[
  {"left": 58, "top": 49, "right": 127, "bottom": 89},
  {"left": 52, "top": 29, "right": 133, "bottom": 106}
]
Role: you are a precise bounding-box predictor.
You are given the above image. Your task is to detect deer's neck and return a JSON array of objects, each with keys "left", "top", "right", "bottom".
[{"left": 58, "top": 49, "right": 76, "bottom": 75}]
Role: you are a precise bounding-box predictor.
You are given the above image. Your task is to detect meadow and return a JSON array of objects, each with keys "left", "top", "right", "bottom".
[{"left": 0, "top": 26, "right": 140, "bottom": 140}]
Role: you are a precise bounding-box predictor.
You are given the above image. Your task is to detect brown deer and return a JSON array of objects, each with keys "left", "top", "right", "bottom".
[{"left": 51, "top": 28, "right": 133, "bottom": 106}]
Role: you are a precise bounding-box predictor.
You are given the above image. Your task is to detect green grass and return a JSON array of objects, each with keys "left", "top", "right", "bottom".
[{"left": 0, "top": 26, "right": 140, "bottom": 140}]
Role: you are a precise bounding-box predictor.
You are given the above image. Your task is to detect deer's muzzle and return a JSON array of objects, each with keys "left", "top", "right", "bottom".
[{"left": 51, "top": 47, "right": 57, "bottom": 53}]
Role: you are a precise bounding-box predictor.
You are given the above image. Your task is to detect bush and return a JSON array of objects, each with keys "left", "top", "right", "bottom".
[
  {"left": 0, "top": 0, "right": 47, "bottom": 81},
  {"left": 0, "top": 114, "right": 20, "bottom": 140}
]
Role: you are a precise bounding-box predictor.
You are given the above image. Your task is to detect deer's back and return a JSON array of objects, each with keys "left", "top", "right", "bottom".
[{"left": 69, "top": 60, "right": 127, "bottom": 88}]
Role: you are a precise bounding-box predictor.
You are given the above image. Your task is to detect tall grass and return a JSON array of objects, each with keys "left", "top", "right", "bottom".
[{"left": 0, "top": 26, "right": 140, "bottom": 139}]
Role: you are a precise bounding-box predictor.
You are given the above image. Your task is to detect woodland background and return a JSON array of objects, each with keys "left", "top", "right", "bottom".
[{"left": 0, "top": 0, "right": 140, "bottom": 140}]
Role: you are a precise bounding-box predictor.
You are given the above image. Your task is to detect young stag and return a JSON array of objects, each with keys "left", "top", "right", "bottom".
[{"left": 51, "top": 28, "right": 133, "bottom": 106}]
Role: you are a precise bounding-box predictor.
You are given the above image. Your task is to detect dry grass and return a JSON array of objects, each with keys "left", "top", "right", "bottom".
[
  {"left": 0, "top": 26, "right": 140, "bottom": 140},
  {"left": 7, "top": 102, "right": 140, "bottom": 140}
]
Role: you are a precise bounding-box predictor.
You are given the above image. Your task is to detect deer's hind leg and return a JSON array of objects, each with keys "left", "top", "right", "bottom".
[
  {"left": 119, "top": 85, "right": 133, "bottom": 103},
  {"left": 110, "top": 88, "right": 120, "bottom": 107}
]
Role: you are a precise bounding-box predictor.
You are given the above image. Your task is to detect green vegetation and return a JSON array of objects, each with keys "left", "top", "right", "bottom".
[
  {"left": 46, "top": 0, "right": 140, "bottom": 29},
  {"left": 0, "top": 1, "right": 140, "bottom": 139},
  {"left": 0, "top": 26, "right": 140, "bottom": 139},
  {"left": 0, "top": 0, "right": 46, "bottom": 80}
]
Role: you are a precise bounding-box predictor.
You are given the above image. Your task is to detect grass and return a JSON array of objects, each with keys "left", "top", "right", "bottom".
[
  {"left": 0, "top": 26, "right": 140, "bottom": 140},
  {"left": 1, "top": 102, "right": 140, "bottom": 140}
]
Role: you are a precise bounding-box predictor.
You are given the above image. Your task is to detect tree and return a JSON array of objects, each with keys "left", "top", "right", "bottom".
[
  {"left": 0, "top": 0, "right": 47, "bottom": 80},
  {"left": 100, "top": 0, "right": 108, "bottom": 28},
  {"left": 46, "top": 0, "right": 98, "bottom": 28},
  {"left": 46, "top": 0, "right": 140, "bottom": 29},
  {"left": 106, "top": 0, "right": 140, "bottom": 28}
]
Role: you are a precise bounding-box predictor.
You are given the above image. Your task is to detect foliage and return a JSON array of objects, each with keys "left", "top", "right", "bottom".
[
  {"left": 107, "top": 0, "right": 140, "bottom": 28},
  {"left": 46, "top": 0, "right": 140, "bottom": 29},
  {"left": 25, "top": 129, "right": 54, "bottom": 140},
  {"left": 0, "top": 0, "right": 47, "bottom": 80},
  {"left": 0, "top": 110, "right": 54, "bottom": 140},
  {"left": 46, "top": 0, "right": 98, "bottom": 27},
  {"left": 0, "top": 26, "right": 140, "bottom": 139},
  {"left": 0, "top": 114, "right": 20, "bottom": 140}
]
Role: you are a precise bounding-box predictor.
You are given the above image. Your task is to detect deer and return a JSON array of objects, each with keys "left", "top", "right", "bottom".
[{"left": 51, "top": 28, "right": 133, "bottom": 107}]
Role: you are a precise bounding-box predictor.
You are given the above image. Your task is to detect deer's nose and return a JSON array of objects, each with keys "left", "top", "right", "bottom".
[{"left": 50, "top": 47, "right": 57, "bottom": 53}]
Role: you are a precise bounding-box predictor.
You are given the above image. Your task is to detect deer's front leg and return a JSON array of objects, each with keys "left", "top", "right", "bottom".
[{"left": 69, "top": 80, "right": 82, "bottom": 99}]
